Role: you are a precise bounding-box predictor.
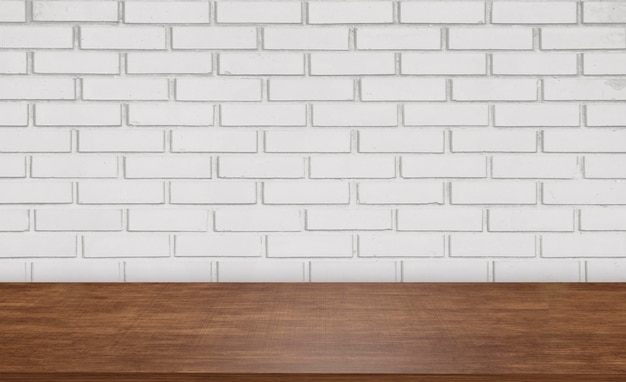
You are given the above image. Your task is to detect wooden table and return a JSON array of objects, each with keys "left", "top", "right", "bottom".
[{"left": 1, "top": 283, "right": 625, "bottom": 381}]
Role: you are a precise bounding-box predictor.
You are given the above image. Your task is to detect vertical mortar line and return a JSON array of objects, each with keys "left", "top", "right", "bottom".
[
  {"left": 396, "top": 260, "right": 402, "bottom": 283},
  {"left": 577, "top": 0, "right": 583, "bottom": 25},
  {"left": 489, "top": 261, "right": 494, "bottom": 282},
  {"left": 582, "top": 261, "right": 588, "bottom": 283}
]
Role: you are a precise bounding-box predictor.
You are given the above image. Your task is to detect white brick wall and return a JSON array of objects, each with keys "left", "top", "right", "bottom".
[{"left": 0, "top": 0, "right": 624, "bottom": 283}]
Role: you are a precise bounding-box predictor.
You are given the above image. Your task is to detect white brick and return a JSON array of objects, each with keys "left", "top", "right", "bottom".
[
  {"left": 310, "top": 261, "right": 397, "bottom": 282},
  {"left": 82, "top": 78, "right": 168, "bottom": 101},
  {"left": 81, "top": 26, "right": 166, "bottom": 50},
  {"left": 264, "top": 27, "right": 349, "bottom": 50},
  {"left": 0, "top": 78, "right": 74, "bottom": 100},
  {"left": 489, "top": 209, "right": 574, "bottom": 232},
  {"left": 0, "top": 182, "right": 72, "bottom": 204},
  {"left": 543, "top": 181, "right": 626, "bottom": 205},
  {"left": 0, "top": 210, "right": 29, "bottom": 232},
  {"left": 544, "top": 79, "right": 626, "bottom": 101},
  {"left": 361, "top": 78, "right": 446, "bottom": 101},
  {"left": 0, "top": 156, "right": 25, "bottom": 178},
  {"left": 218, "top": 261, "right": 304, "bottom": 282},
  {"left": 172, "top": 130, "right": 257, "bottom": 153},
  {"left": 402, "top": 261, "right": 489, "bottom": 282},
  {"left": 217, "top": 2, "right": 301, "bottom": 23},
  {"left": 34, "top": 52, "right": 119, "bottom": 74},
  {"left": 79, "top": 130, "right": 164, "bottom": 153},
  {"left": 173, "top": 27, "right": 256, "bottom": 49},
  {"left": 452, "top": 130, "right": 537, "bottom": 153},
  {"left": 33, "top": 261, "right": 121, "bottom": 282},
  {"left": 221, "top": 104, "right": 306, "bottom": 126},
  {"left": 128, "top": 104, "right": 213, "bottom": 126},
  {"left": 78, "top": 181, "right": 164, "bottom": 204},
  {"left": 0, "top": 1, "right": 26, "bottom": 22},
  {"left": 451, "top": 182, "right": 537, "bottom": 205},
  {"left": 308, "top": 2, "right": 393, "bottom": 24},
  {"left": 35, "top": 209, "right": 122, "bottom": 231},
  {"left": 175, "top": 234, "right": 263, "bottom": 257},
  {"left": 358, "top": 181, "right": 444, "bottom": 205},
  {"left": 449, "top": 28, "right": 533, "bottom": 50},
  {"left": 83, "top": 234, "right": 169, "bottom": 258},
  {"left": 306, "top": 209, "right": 392, "bottom": 231},
  {"left": 265, "top": 130, "right": 351, "bottom": 153},
  {"left": 313, "top": 104, "right": 397, "bottom": 127},
  {"left": 587, "top": 261, "right": 626, "bottom": 282},
  {"left": 492, "top": 2, "right": 577, "bottom": 24},
  {"left": 543, "top": 130, "right": 626, "bottom": 153},
  {"left": 0, "top": 52, "right": 26, "bottom": 74},
  {"left": 127, "top": 52, "right": 212, "bottom": 74},
  {"left": 492, "top": 155, "right": 578, "bottom": 179},
  {"left": 398, "top": 207, "right": 482, "bottom": 231},
  {"left": 218, "top": 156, "right": 304, "bottom": 179},
  {"left": 584, "top": 53, "right": 626, "bottom": 75},
  {"left": 128, "top": 209, "right": 208, "bottom": 232},
  {"left": 356, "top": 28, "right": 440, "bottom": 50},
  {"left": 35, "top": 104, "right": 121, "bottom": 126},
  {"left": 0, "top": 263, "right": 27, "bottom": 282},
  {"left": 219, "top": 53, "right": 304, "bottom": 75},
  {"left": 359, "top": 234, "right": 444, "bottom": 257},
  {"left": 452, "top": 79, "right": 537, "bottom": 101},
  {"left": 32, "top": 155, "right": 118, "bottom": 178},
  {"left": 451, "top": 234, "right": 536, "bottom": 257},
  {"left": 587, "top": 104, "right": 626, "bottom": 126},
  {"left": 170, "top": 181, "right": 256, "bottom": 204},
  {"left": 541, "top": 28, "right": 626, "bottom": 50},
  {"left": 359, "top": 130, "right": 444, "bottom": 153},
  {"left": 33, "top": 1, "right": 117, "bottom": 21},
  {"left": 125, "top": 156, "right": 212, "bottom": 179},
  {"left": 0, "top": 26, "right": 73, "bottom": 48},
  {"left": 583, "top": 2, "right": 626, "bottom": 23},
  {"left": 124, "top": 1, "right": 210, "bottom": 24},
  {"left": 401, "top": 1, "right": 484, "bottom": 24},
  {"left": 542, "top": 233, "right": 626, "bottom": 257},
  {"left": 269, "top": 79, "right": 353, "bottom": 101},
  {"left": 215, "top": 208, "right": 301, "bottom": 232},
  {"left": 310, "top": 156, "right": 395, "bottom": 179},
  {"left": 263, "top": 181, "right": 349, "bottom": 205},
  {"left": 0, "top": 130, "right": 70, "bottom": 153},
  {"left": 494, "top": 261, "right": 580, "bottom": 282},
  {"left": 492, "top": 53, "right": 577, "bottom": 75},
  {"left": 176, "top": 78, "right": 261, "bottom": 101},
  {"left": 401, "top": 53, "right": 486, "bottom": 75},
  {"left": 310, "top": 53, "right": 395, "bottom": 75},
  {"left": 0, "top": 233, "right": 76, "bottom": 258},
  {"left": 0, "top": 104, "right": 27, "bottom": 126},
  {"left": 586, "top": 155, "right": 626, "bottom": 178},
  {"left": 401, "top": 155, "right": 487, "bottom": 178},
  {"left": 125, "top": 261, "right": 211, "bottom": 282},
  {"left": 267, "top": 234, "right": 353, "bottom": 257},
  {"left": 580, "top": 208, "right": 626, "bottom": 231},
  {"left": 494, "top": 104, "right": 580, "bottom": 127},
  {"left": 404, "top": 104, "right": 488, "bottom": 126}
]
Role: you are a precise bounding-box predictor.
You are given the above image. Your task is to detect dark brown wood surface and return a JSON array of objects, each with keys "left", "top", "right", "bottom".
[{"left": 1, "top": 283, "right": 625, "bottom": 381}]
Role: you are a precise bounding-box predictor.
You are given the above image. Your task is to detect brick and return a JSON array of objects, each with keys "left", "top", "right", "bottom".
[
  {"left": 128, "top": 209, "right": 209, "bottom": 232},
  {"left": 361, "top": 78, "right": 446, "bottom": 101},
  {"left": 587, "top": 104, "right": 626, "bottom": 126},
  {"left": 492, "top": 155, "right": 578, "bottom": 179},
  {"left": 398, "top": 207, "right": 482, "bottom": 231},
  {"left": 0, "top": 78, "right": 74, "bottom": 100},
  {"left": 82, "top": 78, "right": 168, "bottom": 101},
  {"left": 0, "top": 234, "right": 76, "bottom": 258},
  {"left": 452, "top": 130, "right": 537, "bottom": 153},
  {"left": 404, "top": 104, "right": 488, "bottom": 126},
  {"left": 221, "top": 104, "right": 306, "bottom": 126},
  {"left": 124, "top": 261, "right": 211, "bottom": 282},
  {"left": 306, "top": 209, "right": 391, "bottom": 231},
  {"left": 488, "top": 209, "right": 574, "bottom": 232},
  {"left": 313, "top": 103, "right": 397, "bottom": 126},
  {"left": 0, "top": 104, "right": 27, "bottom": 126},
  {"left": 583, "top": 2, "right": 626, "bottom": 23},
  {"left": 127, "top": 52, "right": 212, "bottom": 74},
  {"left": 34, "top": 52, "right": 119, "bottom": 74},
  {"left": 215, "top": 208, "right": 301, "bottom": 232},
  {"left": 542, "top": 233, "right": 626, "bottom": 257},
  {"left": 401, "top": 155, "right": 487, "bottom": 178},
  {"left": 585, "top": 156, "right": 626, "bottom": 178},
  {"left": 0, "top": 182, "right": 72, "bottom": 204},
  {"left": 170, "top": 181, "right": 256, "bottom": 204},
  {"left": 492, "top": 53, "right": 577, "bottom": 75},
  {"left": 35, "top": 104, "right": 121, "bottom": 126},
  {"left": 358, "top": 130, "right": 444, "bottom": 153},
  {"left": 310, "top": 261, "right": 397, "bottom": 282},
  {"left": 356, "top": 28, "right": 440, "bottom": 50},
  {"left": 175, "top": 234, "right": 263, "bottom": 257},
  {"left": 265, "top": 130, "right": 351, "bottom": 153},
  {"left": 83, "top": 234, "right": 169, "bottom": 258},
  {"left": 450, "top": 234, "right": 536, "bottom": 257},
  {"left": 543, "top": 130, "right": 626, "bottom": 153},
  {"left": 310, "top": 52, "right": 395, "bottom": 75},
  {"left": 173, "top": 27, "right": 256, "bottom": 49},
  {"left": 401, "top": 53, "right": 486, "bottom": 75},
  {"left": 269, "top": 78, "right": 354, "bottom": 101},
  {"left": 401, "top": 1, "right": 485, "bottom": 24},
  {"left": 494, "top": 261, "right": 580, "bottom": 282},
  {"left": 80, "top": 26, "right": 166, "bottom": 50},
  {"left": 492, "top": 2, "right": 577, "bottom": 24},
  {"left": 33, "top": 1, "right": 117, "bottom": 21},
  {"left": 308, "top": 2, "right": 393, "bottom": 24},
  {"left": 125, "top": 156, "right": 212, "bottom": 179},
  {"left": 0, "top": 130, "right": 70, "bottom": 153},
  {"left": 217, "top": 2, "right": 301, "bottom": 23},
  {"left": 0, "top": 210, "right": 29, "bottom": 232},
  {"left": 35, "top": 209, "right": 122, "bottom": 232},
  {"left": 543, "top": 181, "right": 626, "bottom": 205},
  {"left": 452, "top": 79, "right": 537, "bottom": 101},
  {"left": 358, "top": 181, "right": 444, "bottom": 205},
  {"left": 451, "top": 181, "right": 537, "bottom": 205},
  {"left": 544, "top": 79, "right": 626, "bottom": 101},
  {"left": 541, "top": 28, "right": 626, "bottom": 50},
  {"left": 264, "top": 27, "right": 349, "bottom": 50},
  {"left": 263, "top": 181, "right": 349, "bottom": 205},
  {"left": 0, "top": 156, "right": 25, "bottom": 178},
  {"left": 176, "top": 78, "right": 261, "bottom": 101},
  {"left": 0, "top": 26, "right": 72, "bottom": 48},
  {"left": 494, "top": 104, "right": 580, "bottom": 127},
  {"left": 79, "top": 130, "right": 165, "bottom": 153},
  {"left": 584, "top": 53, "right": 626, "bottom": 75},
  {"left": 267, "top": 235, "right": 353, "bottom": 258},
  {"left": 218, "top": 156, "right": 304, "bottom": 179},
  {"left": 449, "top": 28, "right": 533, "bottom": 50},
  {"left": 0, "top": 52, "right": 26, "bottom": 74},
  {"left": 78, "top": 181, "right": 165, "bottom": 204},
  {"left": 402, "top": 261, "right": 489, "bottom": 282},
  {"left": 580, "top": 208, "right": 626, "bottom": 231},
  {"left": 359, "top": 234, "right": 444, "bottom": 257},
  {"left": 0, "top": 263, "right": 26, "bottom": 281},
  {"left": 171, "top": 130, "right": 257, "bottom": 153},
  {"left": 219, "top": 53, "right": 304, "bottom": 75},
  {"left": 32, "top": 155, "right": 118, "bottom": 178},
  {"left": 587, "top": 261, "right": 626, "bottom": 282},
  {"left": 0, "top": 1, "right": 25, "bottom": 22},
  {"left": 128, "top": 103, "right": 213, "bottom": 126},
  {"left": 124, "top": 1, "right": 210, "bottom": 23},
  {"left": 310, "top": 156, "right": 395, "bottom": 179},
  {"left": 217, "top": 261, "right": 304, "bottom": 282}
]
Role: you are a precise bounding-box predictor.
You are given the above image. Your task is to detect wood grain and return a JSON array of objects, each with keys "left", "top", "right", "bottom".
[{"left": 0, "top": 283, "right": 625, "bottom": 381}]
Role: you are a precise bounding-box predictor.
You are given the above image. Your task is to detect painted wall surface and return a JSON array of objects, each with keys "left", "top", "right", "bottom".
[{"left": 0, "top": 0, "right": 625, "bottom": 282}]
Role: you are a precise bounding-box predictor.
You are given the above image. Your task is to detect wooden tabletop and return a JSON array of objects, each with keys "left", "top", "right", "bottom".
[{"left": 1, "top": 283, "right": 625, "bottom": 382}]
